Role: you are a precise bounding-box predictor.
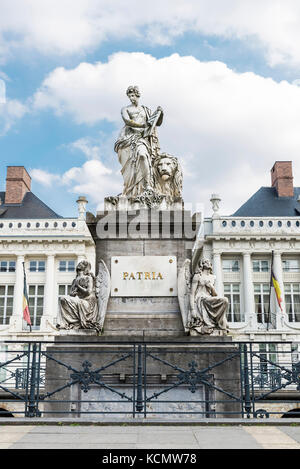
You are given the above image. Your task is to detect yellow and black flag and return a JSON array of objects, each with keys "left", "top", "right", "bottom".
[
  {"left": 22, "top": 262, "right": 32, "bottom": 331},
  {"left": 271, "top": 269, "right": 283, "bottom": 312},
  {"left": 267, "top": 251, "right": 283, "bottom": 330}
]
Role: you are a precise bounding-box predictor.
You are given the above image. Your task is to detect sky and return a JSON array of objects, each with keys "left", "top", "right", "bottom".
[{"left": 1, "top": 0, "right": 300, "bottom": 218}]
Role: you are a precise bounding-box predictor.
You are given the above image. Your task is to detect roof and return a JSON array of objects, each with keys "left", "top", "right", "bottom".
[
  {"left": 0, "top": 191, "right": 62, "bottom": 219},
  {"left": 232, "top": 187, "right": 300, "bottom": 217}
]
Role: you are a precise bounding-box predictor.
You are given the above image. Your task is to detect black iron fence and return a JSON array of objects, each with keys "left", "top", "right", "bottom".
[{"left": 0, "top": 340, "right": 299, "bottom": 419}]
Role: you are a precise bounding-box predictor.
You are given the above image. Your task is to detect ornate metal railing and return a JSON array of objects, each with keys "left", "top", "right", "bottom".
[
  {"left": 0, "top": 365, "right": 45, "bottom": 390},
  {"left": 0, "top": 340, "right": 299, "bottom": 418}
]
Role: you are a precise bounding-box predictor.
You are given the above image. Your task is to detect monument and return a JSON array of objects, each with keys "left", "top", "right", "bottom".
[
  {"left": 45, "top": 86, "right": 240, "bottom": 419},
  {"left": 63, "top": 84, "right": 227, "bottom": 337},
  {"left": 83, "top": 85, "right": 201, "bottom": 336}
]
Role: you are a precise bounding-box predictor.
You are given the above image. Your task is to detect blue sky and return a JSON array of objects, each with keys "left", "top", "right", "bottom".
[{"left": 2, "top": 0, "right": 300, "bottom": 217}]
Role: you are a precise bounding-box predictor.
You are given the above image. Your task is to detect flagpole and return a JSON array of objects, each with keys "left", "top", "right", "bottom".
[
  {"left": 266, "top": 250, "right": 274, "bottom": 331},
  {"left": 22, "top": 262, "right": 32, "bottom": 332}
]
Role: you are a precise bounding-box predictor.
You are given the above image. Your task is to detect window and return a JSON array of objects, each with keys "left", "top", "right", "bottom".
[
  {"left": 253, "top": 260, "right": 269, "bottom": 272},
  {"left": 29, "top": 261, "right": 45, "bottom": 272},
  {"left": 254, "top": 283, "right": 270, "bottom": 324},
  {"left": 57, "top": 285, "right": 72, "bottom": 324},
  {"left": 28, "top": 285, "right": 44, "bottom": 328},
  {"left": 222, "top": 260, "right": 240, "bottom": 272},
  {"left": 58, "top": 284, "right": 72, "bottom": 298},
  {"left": 0, "top": 261, "right": 16, "bottom": 273},
  {"left": 282, "top": 259, "right": 300, "bottom": 272},
  {"left": 0, "top": 285, "right": 14, "bottom": 325},
  {"left": 224, "top": 283, "right": 244, "bottom": 322},
  {"left": 256, "top": 344, "right": 279, "bottom": 388},
  {"left": 284, "top": 284, "right": 300, "bottom": 322},
  {"left": 58, "top": 260, "right": 75, "bottom": 272}
]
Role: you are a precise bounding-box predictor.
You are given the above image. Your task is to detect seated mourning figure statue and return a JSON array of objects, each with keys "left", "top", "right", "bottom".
[
  {"left": 56, "top": 260, "right": 110, "bottom": 334},
  {"left": 178, "top": 258, "right": 229, "bottom": 335}
]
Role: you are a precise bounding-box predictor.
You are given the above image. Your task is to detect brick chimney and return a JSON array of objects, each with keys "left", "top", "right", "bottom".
[
  {"left": 5, "top": 166, "right": 31, "bottom": 204},
  {"left": 271, "top": 161, "right": 294, "bottom": 197}
]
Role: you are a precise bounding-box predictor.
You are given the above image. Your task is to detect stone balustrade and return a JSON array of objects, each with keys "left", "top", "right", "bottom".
[
  {"left": 211, "top": 217, "right": 300, "bottom": 235},
  {"left": 0, "top": 218, "right": 83, "bottom": 235}
]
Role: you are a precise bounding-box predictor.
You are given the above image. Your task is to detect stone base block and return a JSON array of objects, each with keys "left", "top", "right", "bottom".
[{"left": 44, "top": 336, "right": 241, "bottom": 420}]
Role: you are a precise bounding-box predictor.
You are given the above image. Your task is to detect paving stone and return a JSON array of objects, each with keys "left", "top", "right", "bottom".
[
  {"left": 279, "top": 426, "right": 300, "bottom": 444},
  {"left": 2, "top": 424, "right": 300, "bottom": 449},
  {"left": 17, "top": 431, "right": 138, "bottom": 445},
  {"left": 193, "top": 427, "right": 262, "bottom": 449}
]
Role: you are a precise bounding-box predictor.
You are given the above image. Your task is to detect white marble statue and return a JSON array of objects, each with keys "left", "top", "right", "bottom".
[
  {"left": 56, "top": 260, "right": 110, "bottom": 334},
  {"left": 104, "top": 85, "right": 185, "bottom": 209},
  {"left": 178, "top": 258, "right": 229, "bottom": 335},
  {"left": 114, "top": 85, "right": 163, "bottom": 198}
]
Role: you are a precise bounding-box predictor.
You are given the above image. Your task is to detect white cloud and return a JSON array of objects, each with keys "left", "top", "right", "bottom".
[
  {"left": 31, "top": 135, "right": 122, "bottom": 210},
  {"left": 31, "top": 52, "right": 300, "bottom": 215},
  {"left": 32, "top": 159, "right": 122, "bottom": 209},
  {"left": 30, "top": 168, "right": 61, "bottom": 187},
  {"left": 2, "top": 1, "right": 300, "bottom": 68},
  {"left": 0, "top": 71, "right": 10, "bottom": 82},
  {"left": 0, "top": 71, "right": 27, "bottom": 134},
  {"left": 62, "top": 160, "right": 121, "bottom": 207},
  {"left": 67, "top": 137, "right": 103, "bottom": 160},
  {"left": 0, "top": 98, "right": 27, "bottom": 135},
  {"left": 0, "top": 79, "right": 5, "bottom": 104}
]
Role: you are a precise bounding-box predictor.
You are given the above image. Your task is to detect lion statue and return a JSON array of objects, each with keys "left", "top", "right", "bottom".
[{"left": 153, "top": 153, "right": 183, "bottom": 203}]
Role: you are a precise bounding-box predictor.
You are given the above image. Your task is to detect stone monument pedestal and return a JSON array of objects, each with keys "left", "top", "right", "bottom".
[
  {"left": 86, "top": 208, "right": 200, "bottom": 336},
  {"left": 45, "top": 335, "right": 242, "bottom": 419},
  {"left": 46, "top": 86, "right": 241, "bottom": 420},
  {"left": 48, "top": 207, "right": 239, "bottom": 420}
]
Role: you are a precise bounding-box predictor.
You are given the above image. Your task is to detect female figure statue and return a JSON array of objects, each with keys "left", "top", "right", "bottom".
[
  {"left": 57, "top": 260, "right": 101, "bottom": 333},
  {"left": 114, "top": 85, "right": 163, "bottom": 198},
  {"left": 188, "top": 259, "right": 229, "bottom": 335}
]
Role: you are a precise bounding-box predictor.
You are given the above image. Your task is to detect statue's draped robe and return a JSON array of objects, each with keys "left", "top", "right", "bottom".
[
  {"left": 191, "top": 273, "right": 229, "bottom": 333},
  {"left": 114, "top": 106, "right": 161, "bottom": 197},
  {"left": 58, "top": 275, "right": 101, "bottom": 333}
]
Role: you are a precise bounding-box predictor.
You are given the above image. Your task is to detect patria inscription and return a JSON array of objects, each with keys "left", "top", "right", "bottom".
[
  {"left": 123, "top": 272, "right": 164, "bottom": 280},
  {"left": 111, "top": 256, "right": 177, "bottom": 297}
]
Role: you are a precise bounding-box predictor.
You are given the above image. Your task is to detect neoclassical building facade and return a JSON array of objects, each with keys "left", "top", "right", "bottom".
[
  {"left": 0, "top": 166, "right": 95, "bottom": 342},
  {"left": 194, "top": 161, "right": 300, "bottom": 361}
]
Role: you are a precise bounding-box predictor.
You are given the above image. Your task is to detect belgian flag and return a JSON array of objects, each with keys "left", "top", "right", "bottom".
[
  {"left": 22, "top": 262, "right": 32, "bottom": 331},
  {"left": 271, "top": 269, "right": 283, "bottom": 312},
  {"left": 267, "top": 251, "right": 283, "bottom": 330}
]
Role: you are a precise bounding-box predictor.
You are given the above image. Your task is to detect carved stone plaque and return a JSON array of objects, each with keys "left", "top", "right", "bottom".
[{"left": 111, "top": 256, "right": 177, "bottom": 297}]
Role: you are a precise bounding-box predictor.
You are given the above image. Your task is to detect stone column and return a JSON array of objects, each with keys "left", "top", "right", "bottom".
[
  {"left": 41, "top": 254, "right": 55, "bottom": 330},
  {"left": 213, "top": 252, "right": 223, "bottom": 296},
  {"left": 10, "top": 255, "right": 25, "bottom": 331},
  {"left": 272, "top": 251, "right": 286, "bottom": 328},
  {"left": 242, "top": 252, "right": 256, "bottom": 328}
]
